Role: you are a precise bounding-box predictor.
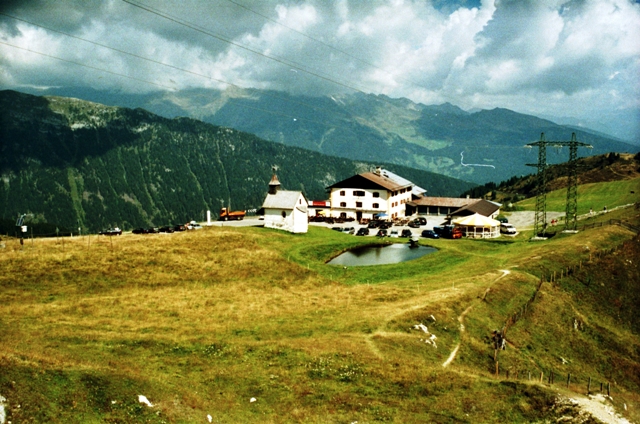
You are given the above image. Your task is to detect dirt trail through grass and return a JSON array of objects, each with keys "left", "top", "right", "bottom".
[
  {"left": 364, "top": 286, "right": 460, "bottom": 359},
  {"left": 442, "top": 269, "right": 511, "bottom": 368}
]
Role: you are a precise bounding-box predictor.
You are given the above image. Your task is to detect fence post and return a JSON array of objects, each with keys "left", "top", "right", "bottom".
[
  {"left": 567, "top": 373, "right": 571, "bottom": 388},
  {"left": 607, "top": 382, "right": 610, "bottom": 397},
  {"left": 495, "top": 361, "right": 499, "bottom": 377},
  {"left": 588, "top": 377, "right": 591, "bottom": 395},
  {"left": 540, "top": 371, "right": 544, "bottom": 383}
]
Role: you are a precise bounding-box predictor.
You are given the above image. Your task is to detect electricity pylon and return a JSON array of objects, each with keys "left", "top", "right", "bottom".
[{"left": 526, "top": 133, "right": 591, "bottom": 238}]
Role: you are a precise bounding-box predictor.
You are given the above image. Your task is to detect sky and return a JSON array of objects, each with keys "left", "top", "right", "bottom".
[{"left": 1, "top": 0, "right": 639, "bottom": 141}]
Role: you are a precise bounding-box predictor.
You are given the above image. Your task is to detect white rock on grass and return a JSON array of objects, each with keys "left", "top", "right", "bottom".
[
  {"left": 0, "top": 394, "right": 7, "bottom": 424},
  {"left": 138, "top": 395, "right": 154, "bottom": 407}
]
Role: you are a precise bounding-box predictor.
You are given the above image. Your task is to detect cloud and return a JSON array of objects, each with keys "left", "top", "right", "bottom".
[{"left": 0, "top": 0, "right": 638, "bottom": 140}]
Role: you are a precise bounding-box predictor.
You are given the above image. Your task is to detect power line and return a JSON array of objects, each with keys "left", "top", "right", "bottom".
[
  {"left": 223, "top": 0, "right": 385, "bottom": 76},
  {"left": 0, "top": 39, "right": 539, "bottom": 155},
  {"left": 0, "top": 12, "right": 360, "bottom": 127},
  {"left": 0, "top": 12, "right": 552, "bottom": 154},
  {"left": 223, "top": 0, "right": 430, "bottom": 95},
  {"left": 119, "top": 0, "right": 373, "bottom": 95},
  {"left": 0, "top": 40, "right": 175, "bottom": 91},
  {"left": 0, "top": 40, "right": 365, "bottom": 133}
]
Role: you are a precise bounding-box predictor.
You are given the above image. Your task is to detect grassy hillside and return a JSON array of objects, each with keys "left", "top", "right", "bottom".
[
  {"left": 0, "top": 205, "right": 638, "bottom": 422},
  {"left": 516, "top": 178, "right": 639, "bottom": 214}
]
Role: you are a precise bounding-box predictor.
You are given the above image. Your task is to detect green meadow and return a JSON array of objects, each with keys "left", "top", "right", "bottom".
[{"left": 516, "top": 178, "right": 640, "bottom": 214}]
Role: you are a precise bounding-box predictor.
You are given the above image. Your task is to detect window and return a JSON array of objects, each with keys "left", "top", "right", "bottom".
[
  {"left": 340, "top": 202, "right": 346, "bottom": 207},
  {"left": 281, "top": 211, "right": 286, "bottom": 218},
  {"left": 373, "top": 192, "right": 380, "bottom": 198},
  {"left": 353, "top": 190, "right": 365, "bottom": 197},
  {"left": 356, "top": 202, "right": 363, "bottom": 208},
  {"left": 340, "top": 190, "right": 345, "bottom": 196},
  {"left": 373, "top": 203, "right": 379, "bottom": 208}
]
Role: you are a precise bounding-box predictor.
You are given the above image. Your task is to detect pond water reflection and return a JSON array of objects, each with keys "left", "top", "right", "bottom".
[{"left": 327, "top": 243, "right": 437, "bottom": 267}]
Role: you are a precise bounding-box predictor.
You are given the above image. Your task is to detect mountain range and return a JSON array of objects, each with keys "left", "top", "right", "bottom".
[
  {"left": 15, "top": 86, "right": 639, "bottom": 185},
  {"left": 0, "top": 90, "right": 474, "bottom": 233}
]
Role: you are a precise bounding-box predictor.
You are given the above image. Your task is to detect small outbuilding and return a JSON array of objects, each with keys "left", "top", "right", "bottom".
[
  {"left": 452, "top": 213, "right": 501, "bottom": 238},
  {"left": 261, "top": 171, "right": 308, "bottom": 234}
]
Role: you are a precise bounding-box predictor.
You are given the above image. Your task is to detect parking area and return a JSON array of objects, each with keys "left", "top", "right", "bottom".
[{"left": 310, "top": 216, "right": 450, "bottom": 237}]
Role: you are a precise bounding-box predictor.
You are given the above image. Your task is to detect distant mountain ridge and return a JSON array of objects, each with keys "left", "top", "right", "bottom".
[
  {"left": 0, "top": 90, "right": 474, "bottom": 232},
  {"left": 16, "top": 86, "right": 639, "bottom": 185}
]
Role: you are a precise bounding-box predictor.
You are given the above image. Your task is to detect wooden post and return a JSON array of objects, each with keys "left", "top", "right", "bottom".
[
  {"left": 567, "top": 373, "right": 571, "bottom": 388},
  {"left": 600, "top": 382, "right": 603, "bottom": 393},
  {"left": 607, "top": 382, "right": 610, "bottom": 397},
  {"left": 528, "top": 371, "right": 531, "bottom": 381},
  {"left": 540, "top": 372, "right": 544, "bottom": 383},
  {"left": 495, "top": 361, "right": 499, "bottom": 377},
  {"left": 506, "top": 370, "right": 509, "bottom": 379},
  {"left": 588, "top": 377, "right": 591, "bottom": 395}
]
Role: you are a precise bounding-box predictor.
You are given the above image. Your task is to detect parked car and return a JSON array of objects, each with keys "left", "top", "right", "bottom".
[
  {"left": 401, "top": 229, "right": 413, "bottom": 238},
  {"left": 147, "top": 227, "right": 159, "bottom": 234},
  {"left": 186, "top": 221, "right": 202, "bottom": 230},
  {"left": 376, "top": 229, "right": 388, "bottom": 237},
  {"left": 356, "top": 227, "right": 369, "bottom": 236},
  {"left": 173, "top": 224, "right": 186, "bottom": 232},
  {"left": 99, "top": 227, "right": 122, "bottom": 236},
  {"left": 415, "top": 217, "right": 427, "bottom": 226},
  {"left": 421, "top": 229, "right": 440, "bottom": 239},
  {"left": 159, "top": 226, "right": 174, "bottom": 233},
  {"left": 332, "top": 226, "right": 343, "bottom": 232},
  {"left": 367, "top": 220, "right": 381, "bottom": 229},
  {"left": 497, "top": 217, "right": 509, "bottom": 224},
  {"left": 132, "top": 228, "right": 147, "bottom": 234},
  {"left": 379, "top": 222, "right": 392, "bottom": 230},
  {"left": 408, "top": 219, "right": 422, "bottom": 228},
  {"left": 500, "top": 223, "right": 517, "bottom": 234},
  {"left": 389, "top": 230, "right": 399, "bottom": 237},
  {"left": 434, "top": 225, "right": 463, "bottom": 239}
]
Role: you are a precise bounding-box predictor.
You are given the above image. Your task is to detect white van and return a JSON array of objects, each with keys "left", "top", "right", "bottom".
[{"left": 500, "top": 223, "right": 517, "bottom": 234}]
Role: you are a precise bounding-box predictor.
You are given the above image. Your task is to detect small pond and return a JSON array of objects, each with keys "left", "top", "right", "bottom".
[{"left": 327, "top": 243, "right": 437, "bottom": 267}]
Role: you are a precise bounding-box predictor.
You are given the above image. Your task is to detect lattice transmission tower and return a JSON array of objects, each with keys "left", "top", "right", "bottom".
[{"left": 526, "top": 133, "right": 591, "bottom": 238}]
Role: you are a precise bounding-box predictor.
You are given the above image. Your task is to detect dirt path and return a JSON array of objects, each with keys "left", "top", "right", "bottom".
[
  {"left": 442, "top": 269, "right": 511, "bottom": 368},
  {"left": 568, "top": 393, "right": 632, "bottom": 424}
]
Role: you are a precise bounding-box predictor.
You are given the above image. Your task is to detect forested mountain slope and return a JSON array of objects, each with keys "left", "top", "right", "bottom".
[
  {"left": 0, "top": 90, "right": 474, "bottom": 233},
  {"left": 22, "top": 86, "right": 639, "bottom": 185}
]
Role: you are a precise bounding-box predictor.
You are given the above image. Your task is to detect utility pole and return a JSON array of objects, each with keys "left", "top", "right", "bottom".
[{"left": 527, "top": 133, "right": 591, "bottom": 238}]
